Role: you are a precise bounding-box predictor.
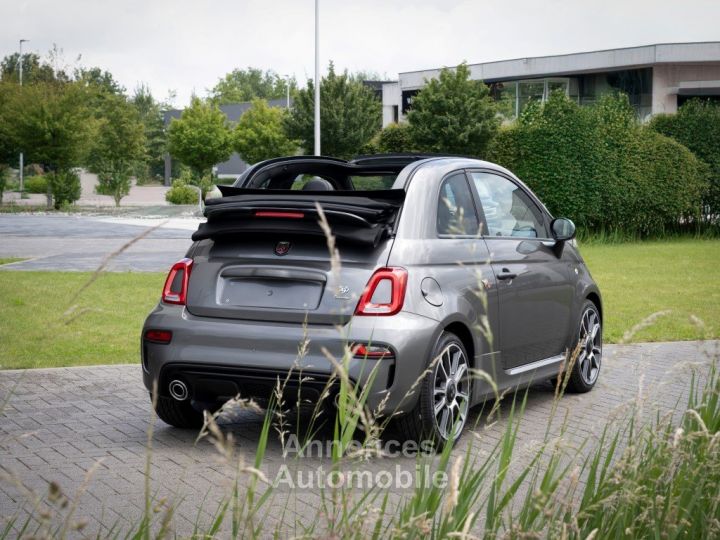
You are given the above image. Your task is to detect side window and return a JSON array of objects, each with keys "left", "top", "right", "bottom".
[
  {"left": 470, "top": 172, "right": 545, "bottom": 238},
  {"left": 437, "top": 174, "right": 479, "bottom": 235}
]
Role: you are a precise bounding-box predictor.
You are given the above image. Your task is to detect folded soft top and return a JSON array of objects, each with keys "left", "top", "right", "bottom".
[{"left": 193, "top": 188, "right": 406, "bottom": 246}]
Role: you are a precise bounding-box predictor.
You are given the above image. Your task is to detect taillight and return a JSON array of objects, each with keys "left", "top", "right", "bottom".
[
  {"left": 144, "top": 329, "right": 173, "bottom": 344},
  {"left": 351, "top": 343, "right": 395, "bottom": 359},
  {"left": 162, "top": 258, "right": 193, "bottom": 305},
  {"left": 355, "top": 267, "right": 408, "bottom": 316}
]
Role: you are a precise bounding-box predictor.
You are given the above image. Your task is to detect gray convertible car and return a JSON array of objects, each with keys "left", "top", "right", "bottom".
[{"left": 142, "top": 155, "right": 602, "bottom": 444}]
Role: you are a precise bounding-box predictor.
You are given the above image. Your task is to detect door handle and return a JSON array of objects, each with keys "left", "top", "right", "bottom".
[{"left": 497, "top": 269, "right": 517, "bottom": 280}]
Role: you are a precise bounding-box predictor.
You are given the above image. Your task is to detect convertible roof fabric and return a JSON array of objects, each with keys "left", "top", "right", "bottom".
[{"left": 193, "top": 189, "right": 406, "bottom": 246}]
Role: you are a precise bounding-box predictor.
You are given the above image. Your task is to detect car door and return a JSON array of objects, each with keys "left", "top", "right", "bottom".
[
  {"left": 467, "top": 170, "right": 573, "bottom": 370},
  {"left": 392, "top": 171, "right": 499, "bottom": 369}
]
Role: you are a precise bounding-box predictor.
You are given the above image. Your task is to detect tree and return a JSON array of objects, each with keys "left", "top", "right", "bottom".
[
  {"left": 209, "top": 68, "right": 296, "bottom": 104},
  {"left": 75, "top": 66, "right": 126, "bottom": 117},
  {"left": 48, "top": 170, "right": 81, "bottom": 209},
  {"left": 8, "top": 81, "right": 91, "bottom": 171},
  {"left": 74, "top": 66, "right": 125, "bottom": 96},
  {"left": 6, "top": 81, "right": 92, "bottom": 206},
  {"left": 408, "top": 63, "right": 499, "bottom": 156},
  {"left": 1, "top": 45, "right": 75, "bottom": 85},
  {"left": 87, "top": 94, "right": 146, "bottom": 206},
  {"left": 284, "top": 62, "right": 381, "bottom": 158},
  {"left": 167, "top": 97, "right": 233, "bottom": 177},
  {"left": 1, "top": 52, "right": 58, "bottom": 84},
  {"left": 131, "top": 84, "right": 168, "bottom": 181},
  {"left": 0, "top": 82, "right": 19, "bottom": 167},
  {"left": 234, "top": 99, "right": 298, "bottom": 164}
]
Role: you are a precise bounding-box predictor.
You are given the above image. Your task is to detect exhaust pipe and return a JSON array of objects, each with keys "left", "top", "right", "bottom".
[{"left": 168, "top": 379, "right": 189, "bottom": 401}]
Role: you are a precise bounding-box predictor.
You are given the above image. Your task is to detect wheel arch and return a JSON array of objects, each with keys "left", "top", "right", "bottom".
[
  {"left": 443, "top": 320, "right": 476, "bottom": 370},
  {"left": 585, "top": 291, "right": 603, "bottom": 322}
]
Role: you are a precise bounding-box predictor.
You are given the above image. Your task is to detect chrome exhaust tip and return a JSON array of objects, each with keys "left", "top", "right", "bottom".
[{"left": 168, "top": 379, "right": 189, "bottom": 401}]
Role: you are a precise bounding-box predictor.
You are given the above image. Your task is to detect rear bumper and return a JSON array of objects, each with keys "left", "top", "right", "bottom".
[{"left": 141, "top": 303, "right": 440, "bottom": 414}]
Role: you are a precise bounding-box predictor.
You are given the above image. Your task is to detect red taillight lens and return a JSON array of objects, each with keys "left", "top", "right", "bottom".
[
  {"left": 355, "top": 267, "right": 408, "bottom": 316},
  {"left": 351, "top": 343, "right": 395, "bottom": 359},
  {"left": 144, "top": 329, "right": 173, "bottom": 344},
  {"left": 162, "top": 258, "right": 193, "bottom": 305}
]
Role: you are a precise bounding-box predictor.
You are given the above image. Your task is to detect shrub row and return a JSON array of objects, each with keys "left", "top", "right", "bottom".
[
  {"left": 649, "top": 99, "right": 720, "bottom": 221},
  {"left": 487, "top": 93, "right": 709, "bottom": 236}
]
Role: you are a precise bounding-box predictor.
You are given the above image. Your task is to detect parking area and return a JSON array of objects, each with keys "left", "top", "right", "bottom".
[
  {"left": 1, "top": 340, "right": 716, "bottom": 536},
  {"left": 0, "top": 215, "right": 197, "bottom": 272}
]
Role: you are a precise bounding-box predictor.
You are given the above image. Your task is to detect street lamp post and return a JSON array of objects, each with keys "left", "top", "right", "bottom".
[
  {"left": 314, "top": 0, "right": 320, "bottom": 155},
  {"left": 18, "top": 39, "right": 28, "bottom": 196},
  {"left": 283, "top": 74, "right": 291, "bottom": 109}
]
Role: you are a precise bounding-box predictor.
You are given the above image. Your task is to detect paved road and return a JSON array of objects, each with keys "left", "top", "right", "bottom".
[
  {"left": 0, "top": 215, "right": 198, "bottom": 272},
  {"left": 1, "top": 341, "right": 717, "bottom": 537}
]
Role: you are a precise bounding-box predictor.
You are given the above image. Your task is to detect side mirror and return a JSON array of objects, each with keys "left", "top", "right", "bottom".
[{"left": 551, "top": 217, "right": 576, "bottom": 242}]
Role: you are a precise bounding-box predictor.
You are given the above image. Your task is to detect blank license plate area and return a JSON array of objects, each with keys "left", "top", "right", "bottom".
[{"left": 219, "top": 277, "right": 323, "bottom": 310}]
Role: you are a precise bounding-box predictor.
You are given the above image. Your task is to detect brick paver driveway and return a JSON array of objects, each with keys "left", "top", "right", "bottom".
[{"left": 1, "top": 340, "right": 717, "bottom": 537}]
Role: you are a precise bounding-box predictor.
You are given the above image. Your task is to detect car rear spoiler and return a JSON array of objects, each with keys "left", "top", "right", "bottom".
[{"left": 192, "top": 188, "right": 406, "bottom": 246}]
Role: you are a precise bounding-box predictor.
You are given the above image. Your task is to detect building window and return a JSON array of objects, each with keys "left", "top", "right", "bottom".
[
  {"left": 518, "top": 80, "right": 545, "bottom": 112},
  {"left": 493, "top": 77, "right": 573, "bottom": 119}
]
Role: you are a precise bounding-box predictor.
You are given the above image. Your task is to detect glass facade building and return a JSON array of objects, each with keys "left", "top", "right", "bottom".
[
  {"left": 384, "top": 43, "right": 720, "bottom": 127},
  {"left": 488, "top": 68, "right": 653, "bottom": 119}
]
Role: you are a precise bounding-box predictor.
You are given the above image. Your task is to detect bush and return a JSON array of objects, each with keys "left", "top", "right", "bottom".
[
  {"left": 375, "top": 122, "right": 415, "bottom": 153},
  {"left": 24, "top": 175, "right": 49, "bottom": 194},
  {"left": 165, "top": 179, "right": 199, "bottom": 205},
  {"left": 649, "top": 99, "right": 720, "bottom": 222},
  {"left": 175, "top": 167, "right": 214, "bottom": 197},
  {"left": 488, "top": 93, "right": 708, "bottom": 237},
  {"left": 48, "top": 170, "right": 81, "bottom": 210}
]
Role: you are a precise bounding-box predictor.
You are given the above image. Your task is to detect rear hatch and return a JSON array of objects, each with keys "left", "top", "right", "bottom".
[{"left": 185, "top": 188, "right": 404, "bottom": 325}]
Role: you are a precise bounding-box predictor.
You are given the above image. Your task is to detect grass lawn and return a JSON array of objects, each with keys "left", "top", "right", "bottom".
[
  {"left": 581, "top": 238, "right": 719, "bottom": 343},
  {"left": 0, "top": 239, "right": 718, "bottom": 369},
  {"left": 0, "top": 272, "right": 165, "bottom": 369},
  {"left": 0, "top": 258, "right": 26, "bottom": 265}
]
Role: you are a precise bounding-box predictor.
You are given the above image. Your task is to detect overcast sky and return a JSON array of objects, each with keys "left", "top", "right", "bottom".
[{"left": 2, "top": 0, "right": 719, "bottom": 107}]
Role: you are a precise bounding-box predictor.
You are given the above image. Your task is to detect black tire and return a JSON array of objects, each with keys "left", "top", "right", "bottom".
[
  {"left": 153, "top": 395, "right": 204, "bottom": 429},
  {"left": 394, "top": 331, "right": 471, "bottom": 448},
  {"left": 565, "top": 300, "right": 602, "bottom": 393}
]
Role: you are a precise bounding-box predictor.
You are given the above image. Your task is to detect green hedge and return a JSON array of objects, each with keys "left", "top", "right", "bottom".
[
  {"left": 488, "top": 93, "right": 708, "bottom": 237},
  {"left": 649, "top": 99, "right": 720, "bottom": 222}
]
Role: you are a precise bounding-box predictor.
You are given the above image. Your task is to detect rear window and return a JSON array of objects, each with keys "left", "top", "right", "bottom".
[
  {"left": 350, "top": 175, "right": 397, "bottom": 190},
  {"left": 280, "top": 174, "right": 397, "bottom": 190}
]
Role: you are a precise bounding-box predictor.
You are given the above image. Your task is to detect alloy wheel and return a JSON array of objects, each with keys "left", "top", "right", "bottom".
[
  {"left": 432, "top": 343, "right": 470, "bottom": 441},
  {"left": 578, "top": 307, "right": 602, "bottom": 385}
]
